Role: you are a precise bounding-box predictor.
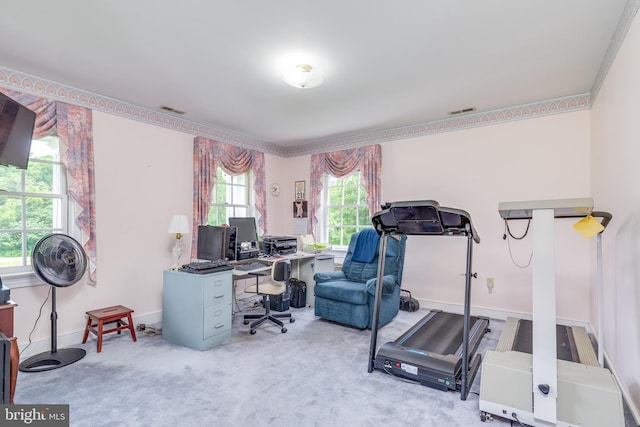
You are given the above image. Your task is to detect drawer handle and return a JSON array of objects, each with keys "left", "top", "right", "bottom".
[
  {"left": 213, "top": 294, "right": 224, "bottom": 299},
  {"left": 214, "top": 323, "right": 225, "bottom": 329}
]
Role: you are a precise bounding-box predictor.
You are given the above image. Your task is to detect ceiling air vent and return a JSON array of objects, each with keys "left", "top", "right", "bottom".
[
  {"left": 159, "top": 105, "right": 186, "bottom": 115},
  {"left": 449, "top": 107, "right": 476, "bottom": 116}
]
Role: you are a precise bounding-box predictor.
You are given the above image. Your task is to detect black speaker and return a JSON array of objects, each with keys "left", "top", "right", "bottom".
[
  {"left": 225, "top": 227, "right": 237, "bottom": 261},
  {"left": 0, "top": 332, "right": 10, "bottom": 404}
]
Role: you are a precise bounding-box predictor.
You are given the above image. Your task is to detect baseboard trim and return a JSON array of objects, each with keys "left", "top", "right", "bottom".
[
  {"left": 415, "top": 298, "right": 590, "bottom": 330},
  {"left": 597, "top": 334, "right": 640, "bottom": 426},
  {"left": 18, "top": 310, "right": 162, "bottom": 360}
]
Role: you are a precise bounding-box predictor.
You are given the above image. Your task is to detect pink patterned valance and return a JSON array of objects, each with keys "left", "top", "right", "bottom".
[
  {"left": 191, "top": 136, "right": 267, "bottom": 258},
  {"left": 309, "top": 144, "right": 382, "bottom": 235}
]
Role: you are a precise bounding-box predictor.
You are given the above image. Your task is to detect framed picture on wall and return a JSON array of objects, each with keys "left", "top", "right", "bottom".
[
  {"left": 295, "top": 180, "right": 305, "bottom": 200},
  {"left": 293, "top": 200, "right": 308, "bottom": 218}
]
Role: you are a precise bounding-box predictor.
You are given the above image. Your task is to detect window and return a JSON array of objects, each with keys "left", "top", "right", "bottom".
[
  {"left": 323, "top": 171, "right": 371, "bottom": 248},
  {"left": 0, "top": 135, "right": 67, "bottom": 274},
  {"left": 207, "top": 168, "right": 253, "bottom": 226}
]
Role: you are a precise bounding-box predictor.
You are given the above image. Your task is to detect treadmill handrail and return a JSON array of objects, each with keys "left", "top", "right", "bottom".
[{"left": 591, "top": 211, "right": 612, "bottom": 229}]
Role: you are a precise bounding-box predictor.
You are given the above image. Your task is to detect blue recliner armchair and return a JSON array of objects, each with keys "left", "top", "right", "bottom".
[{"left": 313, "top": 229, "right": 407, "bottom": 329}]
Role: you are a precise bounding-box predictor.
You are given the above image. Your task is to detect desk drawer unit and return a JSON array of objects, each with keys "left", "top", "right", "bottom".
[{"left": 163, "top": 270, "right": 232, "bottom": 351}]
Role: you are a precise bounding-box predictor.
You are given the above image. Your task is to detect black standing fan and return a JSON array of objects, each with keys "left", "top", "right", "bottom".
[{"left": 19, "top": 233, "right": 88, "bottom": 372}]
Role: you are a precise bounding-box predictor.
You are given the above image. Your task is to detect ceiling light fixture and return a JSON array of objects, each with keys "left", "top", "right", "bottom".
[{"left": 283, "top": 64, "right": 323, "bottom": 89}]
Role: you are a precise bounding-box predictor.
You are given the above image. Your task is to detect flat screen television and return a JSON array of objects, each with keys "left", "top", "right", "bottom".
[
  {"left": 197, "top": 225, "right": 233, "bottom": 261},
  {"left": 0, "top": 93, "right": 36, "bottom": 170},
  {"left": 228, "top": 217, "right": 258, "bottom": 243}
]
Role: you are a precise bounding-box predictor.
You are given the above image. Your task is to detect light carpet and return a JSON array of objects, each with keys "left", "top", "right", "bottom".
[{"left": 14, "top": 304, "right": 510, "bottom": 427}]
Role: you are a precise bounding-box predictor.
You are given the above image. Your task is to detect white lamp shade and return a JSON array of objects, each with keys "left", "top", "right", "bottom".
[
  {"left": 283, "top": 64, "right": 323, "bottom": 89},
  {"left": 168, "top": 214, "right": 190, "bottom": 234}
]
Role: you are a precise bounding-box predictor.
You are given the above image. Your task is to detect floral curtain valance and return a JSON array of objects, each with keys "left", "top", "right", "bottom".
[
  {"left": 191, "top": 136, "right": 266, "bottom": 259},
  {"left": 309, "top": 144, "right": 382, "bottom": 235},
  {"left": 0, "top": 87, "right": 97, "bottom": 283}
]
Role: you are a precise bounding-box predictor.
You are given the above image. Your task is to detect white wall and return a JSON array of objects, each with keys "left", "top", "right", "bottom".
[
  {"left": 264, "top": 153, "right": 311, "bottom": 237},
  {"left": 12, "top": 111, "right": 195, "bottom": 345},
  {"left": 590, "top": 10, "right": 640, "bottom": 413},
  {"left": 380, "top": 112, "right": 592, "bottom": 321}
]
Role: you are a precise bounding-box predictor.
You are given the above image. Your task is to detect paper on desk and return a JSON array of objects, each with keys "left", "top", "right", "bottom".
[{"left": 573, "top": 215, "right": 604, "bottom": 239}]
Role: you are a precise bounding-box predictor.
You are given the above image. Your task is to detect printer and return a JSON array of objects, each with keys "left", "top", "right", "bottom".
[{"left": 262, "top": 236, "right": 298, "bottom": 256}]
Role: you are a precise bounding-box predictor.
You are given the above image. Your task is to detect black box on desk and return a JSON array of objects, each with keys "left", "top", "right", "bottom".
[{"left": 269, "top": 290, "right": 290, "bottom": 312}]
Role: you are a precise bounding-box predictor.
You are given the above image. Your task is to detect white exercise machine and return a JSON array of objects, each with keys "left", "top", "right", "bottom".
[{"left": 478, "top": 198, "right": 624, "bottom": 426}]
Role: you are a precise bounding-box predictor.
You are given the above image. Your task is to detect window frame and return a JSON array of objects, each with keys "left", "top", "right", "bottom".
[
  {"left": 0, "top": 135, "right": 69, "bottom": 287},
  {"left": 206, "top": 167, "right": 255, "bottom": 227},
  {"left": 319, "top": 170, "right": 371, "bottom": 250}
]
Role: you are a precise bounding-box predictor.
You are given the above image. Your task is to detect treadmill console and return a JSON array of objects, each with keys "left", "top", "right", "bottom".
[{"left": 372, "top": 200, "right": 479, "bottom": 243}]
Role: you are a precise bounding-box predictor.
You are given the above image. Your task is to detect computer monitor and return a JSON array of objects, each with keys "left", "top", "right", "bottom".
[
  {"left": 197, "top": 225, "right": 232, "bottom": 261},
  {"left": 228, "top": 217, "right": 258, "bottom": 243}
]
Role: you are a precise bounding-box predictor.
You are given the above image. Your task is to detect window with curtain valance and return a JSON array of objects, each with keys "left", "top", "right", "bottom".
[
  {"left": 0, "top": 87, "right": 97, "bottom": 283},
  {"left": 309, "top": 144, "right": 382, "bottom": 238},
  {"left": 191, "top": 136, "right": 267, "bottom": 259}
]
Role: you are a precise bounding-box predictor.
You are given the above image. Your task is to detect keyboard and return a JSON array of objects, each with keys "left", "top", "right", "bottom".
[
  {"left": 181, "top": 260, "right": 234, "bottom": 274},
  {"left": 234, "top": 262, "right": 269, "bottom": 272}
]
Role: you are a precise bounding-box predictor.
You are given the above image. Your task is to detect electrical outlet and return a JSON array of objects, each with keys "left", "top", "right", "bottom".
[{"left": 486, "top": 277, "right": 494, "bottom": 293}]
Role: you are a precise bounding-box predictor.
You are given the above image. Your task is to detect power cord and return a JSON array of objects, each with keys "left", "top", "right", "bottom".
[
  {"left": 136, "top": 323, "right": 162, "bottom": 336},
  {"left": 503, "top": 219, "right": 531, "bottom": 240},
  {"left": 20, "top": 286, "right": 51, "bottom": 356},
  {"left": 510, "top": 412, "right": 527, "bottom": 427},
  {"left": 503, "top": 219, "right": 533, "bottom": 269}
]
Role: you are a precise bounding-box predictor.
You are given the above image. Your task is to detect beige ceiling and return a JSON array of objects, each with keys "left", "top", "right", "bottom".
[{"left": 0, "top": 1, "right": 633, "bottom": 156}]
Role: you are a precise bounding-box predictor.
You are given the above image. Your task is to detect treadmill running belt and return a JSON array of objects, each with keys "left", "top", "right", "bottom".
[
  {"left": 512, "top": 319, "right": 577, "bottom": 362},
  {"left": 399, "top": 312, "right": 472, "bottom": 356}
]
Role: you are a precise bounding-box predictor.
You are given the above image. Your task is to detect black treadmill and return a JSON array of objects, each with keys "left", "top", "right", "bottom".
[{"left": 367, "top": 200, "right": 490, "bottom": 400}]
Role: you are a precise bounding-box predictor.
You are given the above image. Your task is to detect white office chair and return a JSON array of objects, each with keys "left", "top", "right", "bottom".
[{"left": 243, "top": 259, "right": 295, "bottom": 334}]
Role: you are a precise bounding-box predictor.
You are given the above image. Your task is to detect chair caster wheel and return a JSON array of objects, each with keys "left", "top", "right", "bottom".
[
  {"left": 250, "top": 329, "right": 256, "bottom": 335},
  {"left": 244, "top": 320, "right": 249, "bottom": 325},
  {"left": 290, "top": 318, "right": 295, "bottom": 323},
  {"left": 281, "top": 327, "right": 287, "bottom": 333}
]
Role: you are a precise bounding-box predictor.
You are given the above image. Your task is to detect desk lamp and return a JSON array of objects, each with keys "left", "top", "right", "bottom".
[{"left": 168, "top": 214, "right": 190, "bottom": 270}]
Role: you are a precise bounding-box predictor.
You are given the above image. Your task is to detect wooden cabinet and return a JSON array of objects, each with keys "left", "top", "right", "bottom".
[
  {"left": 0, "top": 302, "right": 18, "bottom": 403},
  {"left": 162, "top": 270, "right": 232, "bottom": 351},
  {"left": 0, "top": 302, "right": 16, "bottom": 336}
]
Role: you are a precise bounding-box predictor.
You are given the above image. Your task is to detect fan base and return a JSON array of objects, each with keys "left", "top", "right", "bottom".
[{"left": 19, "top": 348, "right": 86, "bottom": 372}]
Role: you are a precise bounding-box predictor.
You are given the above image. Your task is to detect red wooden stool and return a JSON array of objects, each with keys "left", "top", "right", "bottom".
[{"left": 82, "top": 305, "right": 137, "bottom": 352}]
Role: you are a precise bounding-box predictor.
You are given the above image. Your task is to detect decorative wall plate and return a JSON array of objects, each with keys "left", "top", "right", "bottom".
[{"left": 270, "top": 183, "right": 280, "bottom": 197}]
